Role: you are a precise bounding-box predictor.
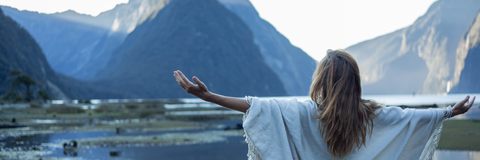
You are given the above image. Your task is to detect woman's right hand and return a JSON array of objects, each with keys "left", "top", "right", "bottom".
[
  {"left": 452, "top": 95, "right": 476, "bottom": 116},
  {"left": 173, "top": 70, "right": 250, "bottom": 113},
  {"left": 173, "top": 70, "right": 212, "bottom": 100}
]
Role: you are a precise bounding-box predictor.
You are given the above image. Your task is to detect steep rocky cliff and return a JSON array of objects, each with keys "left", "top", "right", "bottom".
[
  {"left": 346, "top": 0, "right": 480, "bottom": 94},
  {"left": 450, "top": 11, "right": 480, "bottom": 93}
]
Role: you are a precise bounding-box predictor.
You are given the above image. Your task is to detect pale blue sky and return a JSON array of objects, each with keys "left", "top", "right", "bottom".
[{"left": 0, "top": 0, "right": 437, "bottom": 60}]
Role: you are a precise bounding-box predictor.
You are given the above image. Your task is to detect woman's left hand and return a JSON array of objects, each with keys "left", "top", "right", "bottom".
[{"left": 452, "top": 95, "right": 476, "bottom": 116}]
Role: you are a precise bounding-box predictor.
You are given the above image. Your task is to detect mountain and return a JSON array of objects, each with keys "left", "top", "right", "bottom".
[
  {"left": 450, "top": 11, "right": 480, "bottom": 93},
  {"left": 345, "top": 0, "right": 480, "bottom": 94},
  {"left": 218, "top": 0, "right": 317, "bottom": 96},
  {"left": 0, "top": 6, "right": 125, "bottom": 80},
  {"left": 93, "top": 0, "right": 171, "bottom": 33},
  {"left": 50, "top": 10, "right": 112, "bottom": 29},
  {"left": 0, "top": 7, "right": 68, "bottom": 99},
  {"left": 51, "top": 0, "right": 171, "bottom": 33},
  {"left": 1, "top": 0, "right": 174, "bottom": 81},
  {"left": 0, "top": 8, "right": 131, "bottom": 100},
  {"left": 94, "top": 0, "right": 287, "bottom": 98}
]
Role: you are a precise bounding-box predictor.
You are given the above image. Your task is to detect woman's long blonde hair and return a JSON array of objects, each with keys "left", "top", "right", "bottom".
[{"left": 309, "top": 49, "right": 381, "bottom": 158}]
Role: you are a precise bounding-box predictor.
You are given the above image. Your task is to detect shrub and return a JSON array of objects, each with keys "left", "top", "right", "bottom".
[
  {"left": 95, "top": 104, "right": 120, "bottom": 113},
  {"left": 139, "top": 109, "right": 156, "bottom": 118},
  {"left": 46, "top": 104, "right": 85, "bottom": 114},
  {"left": 29, "top": 102, "right": 42, "bottom": 108},
  {"left": 125, "top": 104, "right": 139, "bottom": 110}
]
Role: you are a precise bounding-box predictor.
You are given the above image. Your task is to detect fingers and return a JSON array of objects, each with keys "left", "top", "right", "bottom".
[
  {"left": 193, "top": 76, "right": 207, "bottom": 90},
  {"left": 461, "top": 95, "right": 470, "bottom": 105},
  {"left": 174, "top": 70, "right": 204, "bottom": 92},
  {"left": 467, "top": 96, "right": 476, "bottom": 108},
  {"left": 173, "top": 70, "right": 208, "bottom": 90},
  {"left": 454, "top": 95, "right": 470, "bottom": 108},
  {"left": 177, "top": 70, "right": 193, "bottom": 86},
  {"left": 173, "top": 71, "right": 187, "bottom": 89}
]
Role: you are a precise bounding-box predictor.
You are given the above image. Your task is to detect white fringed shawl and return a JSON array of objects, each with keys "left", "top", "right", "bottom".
[{"left": 243, "top": 97, "right": 446, "bottom": 160}]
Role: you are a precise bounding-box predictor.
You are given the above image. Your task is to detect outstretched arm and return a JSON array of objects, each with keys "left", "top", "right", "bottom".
[
  {"left": 173, "top": 70, "right": 250, "bottom": 113},
  {"left": 451, "top": 95, "right": 476, "bottom": 117}
]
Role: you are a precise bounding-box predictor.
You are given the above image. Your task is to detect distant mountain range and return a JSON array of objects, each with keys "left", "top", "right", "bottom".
[
  {"left": 50, "top": 0, "right": 171, "bottom": 33},
  {"left": 1, "top": 0, "right": 316, "bottom": 98},
  {"left": 345, "top": 0, "right": 480, "bottom": 94},
  {"left": 2, "top": 0, "right": 479, "bottom": 99}
]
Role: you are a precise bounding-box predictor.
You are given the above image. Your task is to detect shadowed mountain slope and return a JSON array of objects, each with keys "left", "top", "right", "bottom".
[
  {"left": 0, "top": 8, "right": 68, "bottom": 99},
  {"left": 0, "top": 8, "right": 130, "bottom": 99},
  {"left": 219, "top": 0, "right": 317, "bottom": 96},
  {"left": 0, "top": 6, "right": 125, "bottom": 80},
  {"left": 2, "top": 0, "right": 172, "bottom": 80}
]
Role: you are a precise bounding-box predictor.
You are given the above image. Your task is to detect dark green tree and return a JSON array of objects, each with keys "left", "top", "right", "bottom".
[
  {"left": 9, "top": 70, "right": 21, "bottom": 76},
  {"left": 38, "top": 89, "right": 52, "bottom": 103},
  {"left": 11, "top": 74, "right": 37, "bottom": 102},
  {"left": 2, "top": 70, "right": 51, "bottom": 103},
  {"left": 0, "top": 90, "right": 22, "bottom": 103}
]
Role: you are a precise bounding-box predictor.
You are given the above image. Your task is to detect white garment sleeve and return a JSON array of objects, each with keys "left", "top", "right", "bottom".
[
  {"left": 367, "top": 107, "right": 446, "bottom": 160},
  {"left": 243, "top": 97, "right": 299, "bottom": 160}
]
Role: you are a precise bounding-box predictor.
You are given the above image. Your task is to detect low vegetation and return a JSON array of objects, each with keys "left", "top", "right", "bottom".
[
  {"left": 0, "top": 70, "right": 52, "bottom": 104},
  {"left": 438, "top": 119, "right": 480, "bottom": 150},
  {"left": 0, "top": 99, "right": 237, "bottom": 137},
  {"left": 1, "top": 101, "right": 478, "bottom": 151}
]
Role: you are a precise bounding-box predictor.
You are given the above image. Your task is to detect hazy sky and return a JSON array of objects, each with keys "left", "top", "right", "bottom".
[{"left": 0, "top": 0, "right": 437, "bottom": 60}]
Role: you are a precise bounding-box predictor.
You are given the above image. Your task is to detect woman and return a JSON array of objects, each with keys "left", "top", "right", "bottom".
[{"left": 173, "top": 49, "right": 475, "bottom": 160}]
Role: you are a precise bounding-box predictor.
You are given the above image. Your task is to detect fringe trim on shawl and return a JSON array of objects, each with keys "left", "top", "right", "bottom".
[
  {"left": 418, "top": 106, "right": 451, "bottom": 160},
  {"left": 244, "top": 96, "right": 263, "bottom": 160}
]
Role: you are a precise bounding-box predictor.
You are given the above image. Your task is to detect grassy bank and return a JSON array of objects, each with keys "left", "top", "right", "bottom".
[
  {"left": 2, "top": 103, "right": 479, "bottom": 151},
  {"left": 438, "top": 119, "right": 480, "bottom": 150},
  {"left": 0, "top": 101, "right": 235, "bottom": 137}
]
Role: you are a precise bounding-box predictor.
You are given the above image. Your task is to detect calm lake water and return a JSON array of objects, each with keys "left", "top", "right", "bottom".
[
  {"left": 1, "top": 94, "right": 480, "bottom": 159},
  {"left": 2, "top": 119, "right": 479, "bottom": 160}
]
